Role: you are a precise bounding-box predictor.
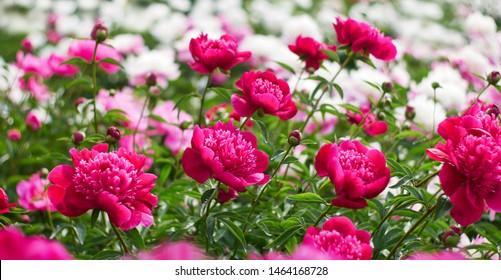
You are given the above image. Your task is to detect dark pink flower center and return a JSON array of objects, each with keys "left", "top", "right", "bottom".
[
  {"left": 200, "top": 39, "right": 235, "bottom": 53},
  {"left": 204, "top": 128, "right": 257, "bottom": 177},
  {"left": 312, "top": 230, "right": 363, "bottom": 260},
  {"left": 253, "top": 78, "right": 283, "bottom": 100},
  {"left": 454, "top": 134, "right": 501, "bottom": 197},
  {"left": 73, "top": 153, "right": 140, "bottom": 202},
  {"left": 339, "top": 149, "right": 375, "bottom": 182}
]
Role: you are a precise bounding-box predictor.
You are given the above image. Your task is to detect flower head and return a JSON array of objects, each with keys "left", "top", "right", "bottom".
[
  {"left": 346, "top": 106, "right": 388, "bottom": 136},
  {"left": 25, "top": 111, "right": 41, "bottom": 131},
  {"left": 333, "top": 17, "right": 397, "bottom": 61},
  {"left": 426, "top": 102, "right": 501, "bottom": 226},
  {"left": 288, "top": 35, "right": 337, "bottom": 71},
  {"left": 7, "top": 129, "right": 21, "bottom": 142},
  {"left": 68, "top": 40, "right": 122, "bottom": 74},
  {"left": 303, "top": 216, "right": 372, "bottom": 260},
  {"left": 231, "top": 70, "right": 297, "bottom": 120},
  {"left": 0, "top": 188, "right": 16, "bottom": 214},
  {"left": 315, "top": 140, "right": 391, "bottom": 209},
  {"left": 16, "top": 174, "right": 55, "bottom": 212},
  {"left": 47, "top": 143, "right": 157, "bottom": 230},
  {"left": 189, "top": 33, "right": 251, "bottom": 74},
  {"left": 181, "top": 120, "right": 269, "bottom": 203},
  {"left": 0, "top": 227, "right": 73, "bottom": 260}
]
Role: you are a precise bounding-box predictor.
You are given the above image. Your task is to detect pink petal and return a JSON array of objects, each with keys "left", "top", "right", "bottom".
[
  {"left": 450, "top": 187, "right": 484, "bottom": 226},
  {"left": 97, "top": 192, "right": 132, "bottom": 228},
  {"left": 181, "top": 148, "right": 212, "bottom": 183},
  {"left": 486, "top": 188, "right": 501, "bottom": 212},
  {"left": 48, "top": 165, "right": 74, "bottom": 187}
]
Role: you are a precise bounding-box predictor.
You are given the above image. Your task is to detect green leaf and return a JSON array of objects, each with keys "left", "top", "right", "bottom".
[
  {"left": 206, "top": 216, "right": 216, "bottom": 243},
  {"left": 91, "top": 209, "right": 100, "bottom": 228},
  {"left": 211, "top": 87, "right": 231, "bottom": 102},
  {"left": 283, "top": 155, "right": 298, "bottom": 164},
  {"left": 300, "top": 139, "right": 316, "bottom": 145},
  {"left": 173, "top": 93, "right": 199, "bottom": 110},
  {"left": 364, "top": 80, "right": 381, "bottom": 91},
  {"left": 72, "top": 223, "right": 86, "bottom": 245},
  {"left": 149, "top": 114, "right": 167, "bottom": 123},
  {"left": 270, "top": 149, "right": 286, "bottom": 161},
  {"left": 274, "top": 61, "right": 296, "bottom": 75},
  {"left": 92, "top": 250, "right": 123, "bottom": 260},
  {"left": 62, "top": 57, "right": 89, "bottom": 66},
  {"left": 359, "top": 56, "right": 376, "bottom": 69},
  {"left": 339, "top": 104, "right": 362, "bottom": 114},
  {"left": 433, "top": 196, "right": 452, "bottom": 221},
  {"left": 201, "top": 189, "right": 216, "bottom": 204},
  {"left": 98, "top": 57, "right": 124, "bottom": 68},
  {"left": 219, "top": 218, "right": 247, "bottom": 248},
  {"left": 333, "top": 83, "right": 344, "bottom": 99},
  {"left": 66, "top": 77, "right": 92, "bottom": 89},
  {"left": 123, "top": 228, "right": 145, "bottom": 249},
  {"left": 320, "top": 49, "right": 339, "bottom": 62},
  {"left": 254, "top": 120, "right": 268, "bottom": 143},
  {"left": 264, "top": 224, "right": 304, "bottom": 249},
  {"left": 287, "top": 193, "right": 328, "bottom": 204},
  {"left": 395, "top": 130, "right": 425, "bottom": 140},
  {"left": 50, "top": 223, "right": 71, "bottom": 239},
  {"left": 213, "top": 212, "right": 246, "bottom": 223}
]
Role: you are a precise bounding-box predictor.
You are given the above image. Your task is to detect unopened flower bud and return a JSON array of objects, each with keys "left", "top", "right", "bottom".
[
  {"left": 7, "top": 129, "right": 21, "bottom": 142},
  {"left": 487, "top": 71, "right": 500, "bottom": 85},
  {"left": 72, "top": 131, "right": 85, "bottom": 146},
  {"left": 288, "top": 130, "right": 301, "bottom": 146},
  {"left": 146, "top": 72, "right": 157, "bottom": 87},
  {"left": 382, "top": 82, "right": 393, "bottom": 93},
  {"left": 442, "top": 226, "right": 462, "bottom": 248},
  {"left": 105, "top": 126, "right": 121, "bottom": 143},
  {"left": 75, "top": 97, "right": 88, "bottom": 108},
  {"left": 383, "top": 95, "right": 393, "bottom": 106},
  {"left": 405, "top": 106, "right": 416, "bottom": 120},
  {"left": 21, "top": 38, "right": 34, "bottom": 53},
  {"left": 486, "top": 105, "right": 499, "bottom": 117},
  {"left": 91, "top": 21, "right": 108, "bottom": 43},
  {"left": 25, "top": 112, "right": 41, "bottom": 131},
  {"left": 431, "top": 82, "right": 441, "bottom": 90},
  {"left": 377, "top": 112, "right": 386, "bottom": 120}
]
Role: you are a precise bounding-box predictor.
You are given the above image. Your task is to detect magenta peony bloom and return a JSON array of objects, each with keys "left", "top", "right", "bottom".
[
  {"left": 15, "top": 51, "right": 52, "bottom": 78},
  {"left": 48, "top": 53, "right": 79, "bottom": 76},
  {"left": 133, "top": 241, "right": 206, "bottom": 260},
  {"left": 231, "top": 70, "right": 297, "bottom": 120},
  {"left": 249, "top": 244, "right": 339, "bottom": 260},
  {"left": 181, "top": 120, "right": 269, "bottom": 203},
  {"left": 0, "top": 188, "right": 16, "bottom": 214},
  {"left": 47, "top": 143, "right": 158, "bottom": 230},
  {"left": 333, "top": 17, "right": 397, "bottom": 61},
  {"left": 288, "top": 35, "right": 337, "bottom": 71},
  {"left": 406, "top": 251, "right": 468, "bottom": 260},
  {"left": 346, "top": 106, "right": 388, "bottom": 136},
  {"left": 188, "top": 33, "right": 251, "bottom": 74},
  {"left": 16, "top": 173, "right": 55, "bottom": 212},
  {"left": 0, "top": 227, "right": 73, "bottom": 260},
  {"left": 303, "top": 216, "right": 372, "bottom": 260},
  {"left": 7, "top": 129, "right": 21, "bottom": 142},
  {"left": 19, "top": 76, "right": 50, "bottom": 100},
  {"left": 25, "top": 111, "right": 41, "bottom": 131},
  {"left": 68, "top": 39, "right": 122, "bottom": 74},
  {"left": 315, "top": 140, "right": 391, "bottom": 209},
  {"left": 426, "top": 102, "right": 501, "bottom": 226}
]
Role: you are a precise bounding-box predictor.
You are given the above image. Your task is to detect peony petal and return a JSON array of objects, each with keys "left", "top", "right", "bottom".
[
  {"left": 486, "top": 188, "right": 501, "bottom": 212},
  {"left": 231, "top": 94, "right": 257, "bottom": 117},
  {"left": 48, "top": 165, "right": 74, "bottom": 187},
  {"left": 97, "top": 192, "right": 132, "bottom": 228},
  {"left": 331, "top": 195, "right": 368, "bottom": 209},
  {"left": 450, "top": 187, "right": 484, "bottom": 226},
  {"left": 214, "top": 172, "right": 246, "bottom": 192},
  {"left": 438, "top": 163, "right": 465, "bottom": 197},
  {"left": 315, "top": 144, "right": 333, "bottom": 177},
  {"left": 181, "top": 148, "right": 212, "bottom": 183},
  {"left": 217, "top": 187, "right": 238, "bottom": 204},
  {"left": 322, "top": 216, "right": 356, "bottom": 236},
  {"left": 252, "top": 93, "right": 280, "bottom": 112}
]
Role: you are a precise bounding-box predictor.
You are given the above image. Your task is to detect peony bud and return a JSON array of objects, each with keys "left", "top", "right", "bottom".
[
  {"left": 442, "top": 226, "right": 462, "bottom": 248},
  {"left": 382, "top": 82, "right": 393, "bottom": 93},
  {"left": 486, "top": 105, "right": 499, "bottom": 117},
  {"left": 91, "top": 21, "right": 108, "bottom": 43},
  {"left": 72, "top": 131, "right": 85, "bottom": 146},
  {"left": 288, "top": 130, "right": 301, "bottom": 146},
  {"left": 7, "top": 129, "right": 21, "bottom": 142},
  {"left": 21, "top": 38, "right": 34, "bottom": 53},
  {"left": 405, "top": 106, "right": 416, "bottom": 120},
  {"left": 25, "top": 112, "right": 41, "bottom": 131},
  {"left": 75, "top": 97, "right": 88, "bottom": 107},
  {"left": 487, "top": 71, "right": 500, "bottom": 85},
  {"left": 146, "top": 72, "right": 157, "bottom": 87},
  {"left": 105, "top": 126, "right": 121, "bottom": 143},
  {"left": 431, "top": 82, "right": 441, "bottom": 90}
]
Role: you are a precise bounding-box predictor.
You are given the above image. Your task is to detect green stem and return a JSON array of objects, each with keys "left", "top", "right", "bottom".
[
  {"left": 91, "top": 40, "right": 99, "bottom": 133},
  {"left": 414, "top": 170, "right": 440, "bottom": 188},
  {"left": 132, "top": 92, "right": 150, "bottom": 152},
  {"left": 350, "top": 90, "right": 386, "bottom": 138},
  {"left": 371, "top": 202, "right": 402, "bottom": 235},
  {"left": 313, "top": 204, "right": 333, "bottom": 227},
  {"left": 239, "top": 117, "right": 250, "bottom": 130},
  {"left": 202, "top": 183, "right": 219, "bottom": 252},
  {"left": 292, "top": 68, "right": 305, "bottom": 95},
  {"left": 386, "top": 204, "right": 437, "bottom": 259},
  {"left": 110, "top": 222, "right": 130, "bottom": 254},
  {"left": 299, "top": 52, "right": 354, "bottom": 133},
  {"left": 46, "top": 197, "right": 54, "bottom": 232},
  {"left": 198, "top": 73, "right": 212, "bottom": 127}
]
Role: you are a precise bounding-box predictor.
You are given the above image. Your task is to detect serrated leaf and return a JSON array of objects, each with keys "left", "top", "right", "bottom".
[
  {"left": 98, "top": 57, "right": 124, "bottom": 68},
  {"left": 123, "top": 228, "right": 145, "bottom": 249},
  {"left": 62, "top": 57, "right": 89, "bottom": 66},
  {"left": 264, "top": 224, "right": 304, "bottom": 249},
  {"left": 274, "top": 61, "right": 296, "bottom": 75},
  {"left": 91, "top": 250, "right": 123, "bottom": 260},
  {"left": 219, "top": 218, "right": 247, "bottom": 248},
  {"left": 287, "top": 193, "right": 328, "bottom": 204}
]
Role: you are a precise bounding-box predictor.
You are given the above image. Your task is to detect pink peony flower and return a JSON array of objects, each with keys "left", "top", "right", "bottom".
[
  {"left": 181, "top": 120, "right": 269, "bottom": 203},
  {"left": 406, "top": 251, "right": 468, "bottom": 260},
  {"left": 7, "top": 129, "right": 21, "bottom": 142},
  {"left": 25, "top": 111, "right": 41, "bottom": 131},
  {"left": 0, "top": 227, "right": 73, "bottom": 260},
  {"left": 47, "top": 143, "right": 158, "bottom": 230},
  {"left": 426, "top": 102, "right": 501, "bottom": 226},
  {"left": 231, "top": 70, "right": 297, "bottom": 120},
  {"left": 346, "top": 106, "right": 388, "bottom": 136},
  {"left": 333, "top": 17, "right": 397, "bottom": 61},
  {"left": 288, "top": 35, "right": 337, "bottom": 71},
  {"left": 315, "top": 140, "right": 391, "bottom": 209},
  {"left": 188, "top": 33, "right": 251, "bottom": 74},
  {"left": 303, "top": 216, "right": 372, "bottom": 260},
  {"left": 68, "top": 39, "right": 122, "bottom": 74},
  {"left": 15, "top": 51, "right": 52, "bottom": 78},
  {"left": 19, "top": 76, "right": 50, "bottom": 100},
  {"left": 47, "top": 54, "right": 79, "bottom": 76},
  {"left": 132, "top": 241, "right": 206, "bottom": 260},
  {"left": 0, "top": 188, "right": 16, "bottom": 214},
  {"left": 16, "top": 173, "right": 55, "bottom": 212},
  {"left": 119, "top": 134, "right": 154, "bottom": 171},
  {"left": 249, "top": 244, "right": 339, "bottom": 260}
]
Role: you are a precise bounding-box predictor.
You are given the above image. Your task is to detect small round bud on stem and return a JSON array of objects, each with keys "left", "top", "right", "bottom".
[
  {"left": 487, "top": 71, "right": 500, "bottom": 85},
  {"left": 105, "top": 126, "right": 121, "bottom": 143},
  {"left": 146, "top": 72, "right": 157, "bottom": 87},
  {"left": 405, "top": 106, "right": 416, "bottom": 120},
  {"left": 91, "top": 21, "right": 108, "bottom": 43},
  {"left": 486, "top": 105, "right": 499, "bottom": 117},
  {"left": 72, "top": 131, "right": 85, "bottom": 146},
  {"left": 288, "top": 130, "right": 302, "bottom": 147},
  {"left": 442, "top": 226, "right": 462, "bottom": 248},
  {"left": 382, "top": 82, "right": 393, "bottom": 93},
  {"left": 21, "top": 38, "right": 34, "bottom": 53},
  {"left": 431, "top": 82, "right": 441, "bottom": 90}
]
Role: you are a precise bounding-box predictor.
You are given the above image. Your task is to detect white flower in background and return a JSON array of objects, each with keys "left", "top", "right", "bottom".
[
  {"left": 56, "top": 14, "right": 94, "bottom": 37},
  {"left": 281, "top": 14, "right": 322, "bottom": 44},
  {"left": 347, "top": 66, "right": 390, "bottom": 103},
  {"left": 77, "top": 0, "right": 99, "bottom": 11},
  {"left": 408, "top": 94, "right": 446, "bottom": 132},
  {"left": 167, "top": 0, "right": 191, "bottom": 12},
  {"left": 124, "top": 49, "right": 180, "bottom": 88},
  {"left": 414, "top": 63, "right": 468, "bottom": 110},
  {"left": 399, "top": 0, "right": 443, "bottom": 20},
  {"left": 109, "top": 34, "right": 146, "bottom": 55},
  {"left": 151, "top": 13, "right": 188, "bottom": 45},
  {"left": 249, "top": 0, "right": 293, "bottom": 34},
  {"left": 465, "top": 12, "right": 497, "bottom": 37},
  {"left": 350, "top": 1, "right": 399, "bottom": 27}
]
